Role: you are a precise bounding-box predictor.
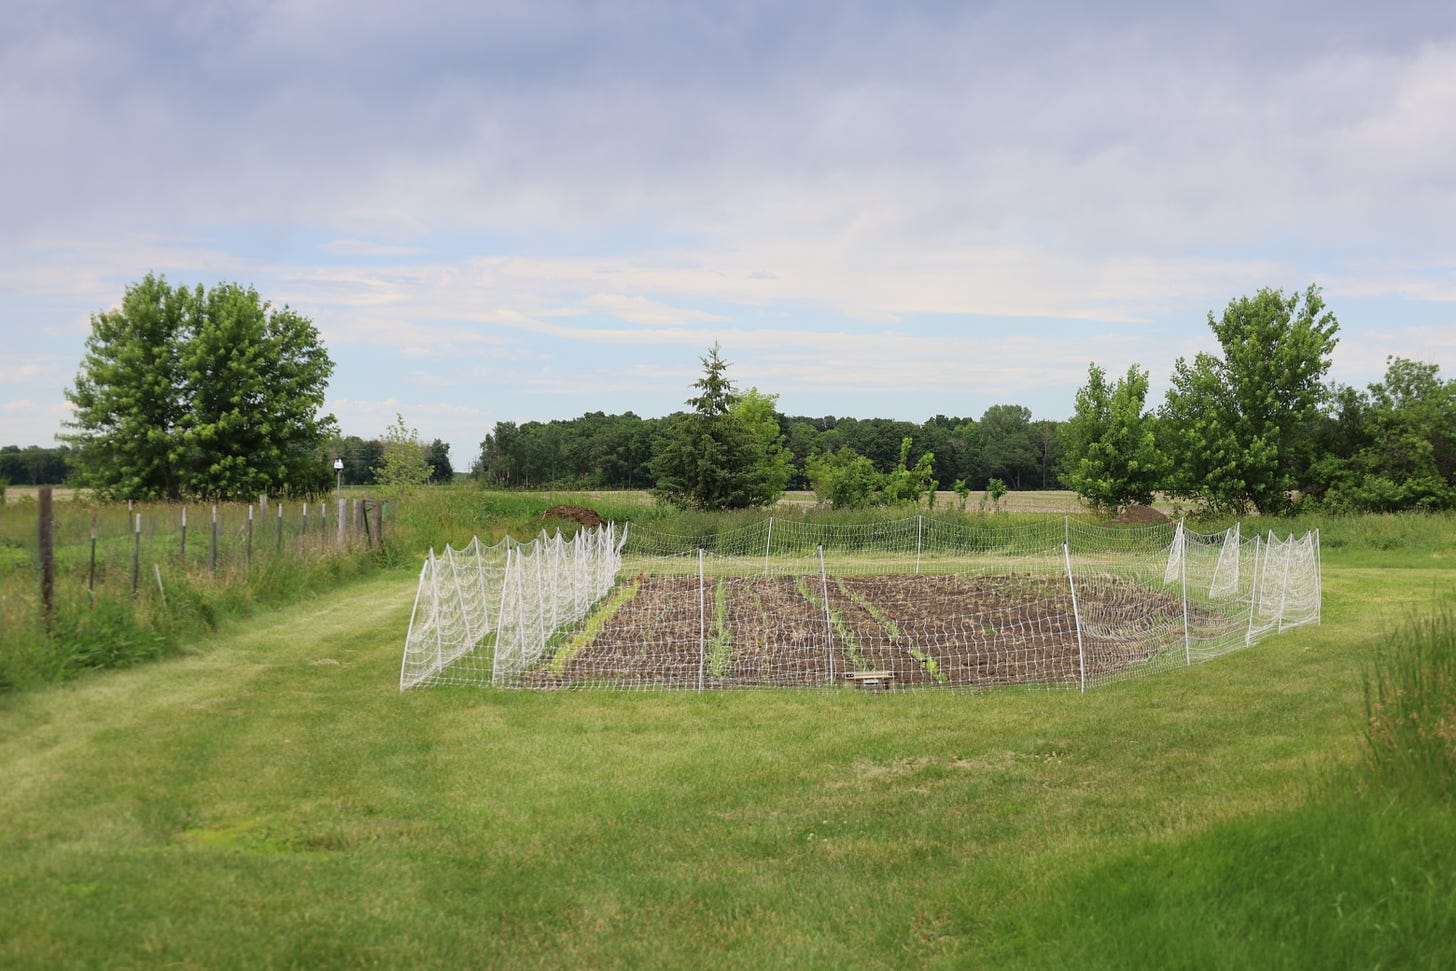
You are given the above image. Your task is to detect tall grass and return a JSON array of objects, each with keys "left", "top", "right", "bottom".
[
  {"left": 0, "top": 493, "right": 391, "bottom": 691},
  {"left": 1363, "top": 604, "right": 1456, "bottom": 803}
]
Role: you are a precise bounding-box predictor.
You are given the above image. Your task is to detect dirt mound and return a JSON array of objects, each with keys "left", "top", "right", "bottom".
[
  {"left": 1116, "top": 504, "right": 1170, "bottom": 525},
  {"left": 542, "top": 504, "right": 606, "bottom": 529}
]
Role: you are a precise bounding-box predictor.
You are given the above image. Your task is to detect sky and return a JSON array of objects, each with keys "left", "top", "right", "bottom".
[{"left": 4, "top": 0, "right": 1456, "bottom": 469}]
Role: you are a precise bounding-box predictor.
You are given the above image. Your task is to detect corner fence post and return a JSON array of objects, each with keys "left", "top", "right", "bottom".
[
  {"left": 1315, "top": 528, "right": 1323, "bottom": 622},
  {"left": 1180, "top": 520, "right": 1192, "bottom": 666}
]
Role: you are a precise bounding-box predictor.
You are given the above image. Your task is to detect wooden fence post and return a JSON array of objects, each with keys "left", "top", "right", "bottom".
[{"left": 39, "top": 485, "right": 54, "bottom": 630}]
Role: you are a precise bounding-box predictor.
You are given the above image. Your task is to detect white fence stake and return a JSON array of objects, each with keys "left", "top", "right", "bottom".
[{"left": 1064, "top": 542, "right": 1086, "bottom": 693}]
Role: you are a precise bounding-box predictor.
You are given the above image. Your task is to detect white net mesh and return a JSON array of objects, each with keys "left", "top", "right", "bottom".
[{"left": 400, "top": 516, "right": 1322, "bottom": 692}]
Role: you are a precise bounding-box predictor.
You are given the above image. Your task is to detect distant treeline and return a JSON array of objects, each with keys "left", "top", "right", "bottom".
[
  {"left": 0, "top": 437, "right": 455, "bottom": 490},
  {"left": 472, "top": 406, "right": 1065, "bottom": 492},
  {"left": 0, "top": 445, "right": 72, "bottom": 487}
]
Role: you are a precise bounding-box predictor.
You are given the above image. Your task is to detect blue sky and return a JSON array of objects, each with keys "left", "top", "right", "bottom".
[{"left": 4, "top": 0, "right": 1456, "bottom": 467}]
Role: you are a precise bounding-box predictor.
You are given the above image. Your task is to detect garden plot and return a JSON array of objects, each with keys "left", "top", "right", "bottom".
[{"left": 520, "top": 572, "right": 1203, "bottom": 691}]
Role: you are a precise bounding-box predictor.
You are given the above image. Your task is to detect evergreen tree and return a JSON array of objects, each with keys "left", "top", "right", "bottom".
[{"left": 650, "top": 344, "right": 772, "bottom": 510}]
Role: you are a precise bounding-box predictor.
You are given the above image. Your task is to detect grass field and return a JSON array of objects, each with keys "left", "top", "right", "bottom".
[{"left": 1, "top": 498, "right": 1454, "bottom": 968}]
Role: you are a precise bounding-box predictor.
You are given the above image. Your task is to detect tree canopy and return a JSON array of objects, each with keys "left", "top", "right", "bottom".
[{"left": 63, "top": 274, "right": 336, "bottom": 500}]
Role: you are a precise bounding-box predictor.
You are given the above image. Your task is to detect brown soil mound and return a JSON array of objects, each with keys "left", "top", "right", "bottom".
[
  {"left": 1116, "top": 504, "right": 1170, "bottom": 524},
  {"left": 542, "top": 504, "right": 606, "bottom": 528}
]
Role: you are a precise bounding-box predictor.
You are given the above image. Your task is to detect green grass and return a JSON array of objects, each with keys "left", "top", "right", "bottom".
[{"left": 1, "top": 502, "right": 1454, "bottom": 968}]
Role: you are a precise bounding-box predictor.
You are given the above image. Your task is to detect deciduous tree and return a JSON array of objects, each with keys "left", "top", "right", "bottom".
[
  {"left": 1061, "top": 363, "right": 1165, "bottom": 513},
  {"left": 64, "top": 275, "right": 336, "bottom": 500},
  {"left": 373, "top": 414, "right": 434, "bottom": 497},
  {"left": 1159, "top": 285, "right": 1338, "bottom": 514}
]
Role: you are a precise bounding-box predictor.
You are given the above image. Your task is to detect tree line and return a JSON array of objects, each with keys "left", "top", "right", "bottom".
[
  {"left": 0, "top": 437, "right": 453, "bottom": 492},
  {"left": 26, "top": 276, "right": 1456, "bottom": 514},
  {"left": 477, "top": 287, "right": 1456, "bottom": 515},
  {"left": 474, "top": 401, "right": 1061, "bottom": 495}
]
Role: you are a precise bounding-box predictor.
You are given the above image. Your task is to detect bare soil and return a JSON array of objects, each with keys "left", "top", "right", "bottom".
[
  {"left": 522, "top": 572, "right": 1201, "bottom": 690},
  {"left": 540, "top": 505, "right": 606, "bottom": 528}
]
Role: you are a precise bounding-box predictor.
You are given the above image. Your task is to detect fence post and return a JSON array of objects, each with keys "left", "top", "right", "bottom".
[
  {"left": 246, "top": 504, "right": 254, "bottom": 566},
  {"left": 763, "top": 516, "right": 774, "bottom": 576},
  {"left": 1245, "top": 533, "right": 1262, "bottom": 646},
  {"left": 373, "top": 500, "right": 384, "bottom": 548},
  {"left": 1180, "top": 521, "right": 1192, "bottom": 666},
  {"left": 38, "top": 485, "right": 54, "bottom": 631},
  {"left": 818, "top": 544, "right": 835, "bottom": 683},
  {"left": 88, "top": 510, "right": 97, "bottom": 593},
  {"left": 698, "top": 548, "right": 706, "bottom": 693},
  {"left": 210, "top": 505, "right": 219, "bottom": 574},
  {"left": 337, "top": 496, "right": 346, "bottom": 546},
  {"left": 908, "top": 515, "right": 918, "bottom": 575},
  {"left": 132, "top": 512, "right": 142, "bottom": 599},
  {"left": 1314, "top": 528, "right": 1323, "bottom": 622},
  {"left": 276, "top": 501, "right": 284, "bottom": 553},
  {"left": 180, "top": 505, "right": 187, "bottom": 561},
  {"left": 1063, "top": 542, "right": 1086, "bottom": 693},
  {"left": 492, "top": 545, "right": 514, "bottom": 686}
]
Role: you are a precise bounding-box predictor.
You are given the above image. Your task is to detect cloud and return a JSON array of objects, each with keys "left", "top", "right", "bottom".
[
  {"left": 584, "top": 294, "right": 729, "bottom": 326},
  {"left": 323, "top": 239, "right": 426, "bottom": 258}
]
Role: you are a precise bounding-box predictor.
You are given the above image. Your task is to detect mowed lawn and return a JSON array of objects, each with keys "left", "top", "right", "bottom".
[{"left": 2, "top": 552, "right": 1453, "bottom": 969}]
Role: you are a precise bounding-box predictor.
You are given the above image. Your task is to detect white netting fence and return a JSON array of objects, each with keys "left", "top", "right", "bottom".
[{"left": 400, "top": 516, "right": 1321, "bottom": 692}]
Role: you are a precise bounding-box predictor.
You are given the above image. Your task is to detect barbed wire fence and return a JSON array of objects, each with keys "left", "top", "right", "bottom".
[{"left": 4, "top": 488, "right": 394, "bottom": 629}]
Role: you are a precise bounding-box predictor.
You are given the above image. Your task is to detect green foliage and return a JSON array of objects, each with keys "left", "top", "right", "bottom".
[
  {"left": 806, "top": 437, "right": 937, "bottom": 509},
  {"left": 708, "top": 578, "right": 733, "bottom": 680},
  {"left": 1316, "top": 357, "right": 1456, "bottom": 512},
  {"left": 651, "top": 345, "right": 775, "bottom": 510},
  {"left": 1062, "top": 363, "right": 1166, "bottom": 513},
  {"left": 982, "top": 477, "right": 1009, "bottom": 512},
  {"left": 909, "top": 647, "right": 948, "bottom": 683},
  {"left": 547, "top": 576, "right": 643, "bottom": 675},
  {"left": 372, "top": 414, "right": 433, "bottom": 498},
  {"left": 979, "top": 404, "right": 1039, "bottom": 489},
  {"left": 730, "top": 388, "right": 795, "bottom": 502},
  {"left": 63, "top": 274, "right": 336, "bottom": 500},
  {"left": 0, "top": 445, "right": 72, "bottom": 486},
  {"left": 805, "top": 447, "right": 882, "bottom": 508},
  {"left": 1160, "top": 285, "right": 1339, "bottom": 515},
  {"left": 425, "top": 439, "right": 454, "bottom": 483}
]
